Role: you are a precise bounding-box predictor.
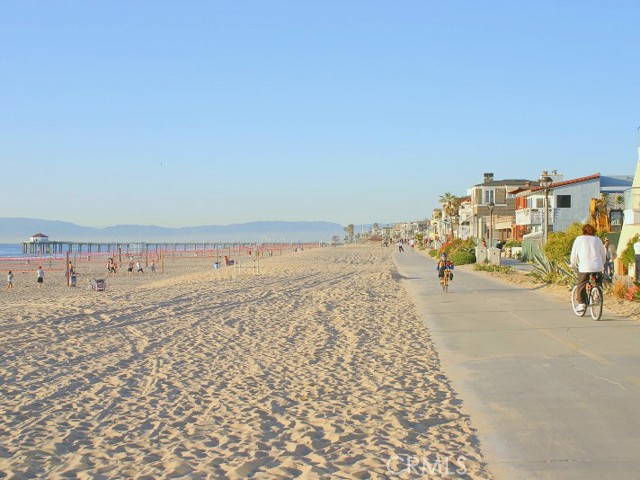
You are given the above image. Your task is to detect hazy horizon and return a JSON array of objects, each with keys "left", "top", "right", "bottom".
[{"left": 0, "top": 217, "right": 352, "bottom": 244}]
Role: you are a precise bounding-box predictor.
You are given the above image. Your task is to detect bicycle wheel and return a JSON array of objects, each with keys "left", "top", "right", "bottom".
[
  {"left": 589, "top": 286, "right": 603, "bottom": 320},
  {"left": 571, "top": 286, "right": 586, "bottom": 316}
]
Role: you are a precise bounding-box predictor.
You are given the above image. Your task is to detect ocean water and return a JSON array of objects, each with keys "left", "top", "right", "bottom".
[{"left": 0, "top": 244, "right": 24, "bottom": 258}]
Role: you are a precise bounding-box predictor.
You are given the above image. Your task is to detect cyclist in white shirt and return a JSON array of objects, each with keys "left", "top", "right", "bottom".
[{"left": 570, "top": 224, "right": 606, "bottom": 314}]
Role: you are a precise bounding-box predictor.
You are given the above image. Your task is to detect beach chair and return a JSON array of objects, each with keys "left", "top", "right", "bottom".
[{"left": 91, "top": 279, "right": 106, "bottom": 291}]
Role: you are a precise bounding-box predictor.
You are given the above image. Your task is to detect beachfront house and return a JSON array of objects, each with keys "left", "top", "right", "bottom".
[
  {"left": 428, "top": 208, "right": 443, "bottom": 242},
  {"left": 456, "top": 197, "right": 473, "bottom": 239},
  {"left": 468, "top": 173, "right": 535, "bottom": 245},
  {"left": 514, "top": 173, "right": 632, "bottom": 239}
]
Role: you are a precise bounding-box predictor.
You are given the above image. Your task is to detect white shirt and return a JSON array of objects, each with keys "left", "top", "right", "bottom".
[
  {"left": 570, "top": 235, "right": 606, "bottom": 273},
  {"left": 634, "top": 241, "right": 640, "bottom": 255}
]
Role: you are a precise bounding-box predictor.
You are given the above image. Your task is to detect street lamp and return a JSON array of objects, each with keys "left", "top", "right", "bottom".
[
  {"left": 539, "top": 175, "right": 553, "bottom": 243},
  {"left": 487, "top": 202, "right": 495, "bottom": 247}
]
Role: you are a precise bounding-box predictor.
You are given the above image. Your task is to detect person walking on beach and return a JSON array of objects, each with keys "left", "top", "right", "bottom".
[
  {"left": 150, "top": 260, "right": 156, "bottom": 273},
  {"left": 136, "top": 261, "right": 144, "bottom": 273},
  {"left": 36, "top": 266, "right": 44, "bottom": 287},
  {"left": 128, "top": 259, "right": 134, "bottom": 273},
  {"left": 570, "top": 224, "right": 606, "bottom": 314},
  {"left": 7, "top": 270, "right": 13, "bottom": 289}
]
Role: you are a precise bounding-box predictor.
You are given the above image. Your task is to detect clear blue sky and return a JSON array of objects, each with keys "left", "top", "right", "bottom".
[{"left": 2, "top": 1, "right": 639, "bottom": 227}]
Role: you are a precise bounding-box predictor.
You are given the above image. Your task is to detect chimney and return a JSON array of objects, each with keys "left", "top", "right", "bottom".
[{"left": 484, "top": 173, "right": 494, "bottom": 183}]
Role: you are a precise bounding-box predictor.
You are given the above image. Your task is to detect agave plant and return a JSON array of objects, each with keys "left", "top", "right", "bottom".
[
  {"left": 558, "top": 259, "right": 578, "bottom": 286},
  {"left": 531, "top": 252, "right": 577, "bottom": 285}
]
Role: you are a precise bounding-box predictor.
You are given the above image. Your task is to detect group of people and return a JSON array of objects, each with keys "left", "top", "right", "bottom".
[
  {"left": 5, "top": 266, "right": 44, "bottom": 289},
  {"left": 396, "top": 238, "right": 418, "bottom": 253},
  {"left": 124, "top": 258, "right": 155, "bottom": 273},
  {"left": 5, "top": 256, "right": 161, "bottom": 290}
]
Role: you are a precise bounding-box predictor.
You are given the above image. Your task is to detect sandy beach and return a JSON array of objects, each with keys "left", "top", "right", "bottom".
[{"left": 0, "top": 245, "right": 489, "bottom": 478}]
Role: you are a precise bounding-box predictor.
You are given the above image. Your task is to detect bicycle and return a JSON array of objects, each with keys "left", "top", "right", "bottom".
[
  {"left": 440, "top": 269, "right": 451, "bottom": 293},
  {"left": 571, "top": 272, "right": 603, "bottom": 320}
]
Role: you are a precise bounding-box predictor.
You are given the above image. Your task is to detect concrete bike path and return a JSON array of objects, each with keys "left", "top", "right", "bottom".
[{"left": 393, "top": 251, "right": 640, "bottom": 480}]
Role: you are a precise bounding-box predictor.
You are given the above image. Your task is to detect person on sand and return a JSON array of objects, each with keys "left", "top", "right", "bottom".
[
  {"left": 7, "top": 270, "right": 13, "bottom": 289},
  {"left": 136, "top": 261, "right": 144, "bottom": 273},
  {"left": 36, "top": 266, "right": 44, "bottom": 287},
  {"left": 128, "top": 259, "right": 134, "bottom": 273},
  {"left": 150, "top": 260, "right": 156, "bottom": 273},
  {"left": 570, "top": 224, "right": 606, "bottom": 314},
  {"left": 107, "top": 258, "right": 117, "bottom": 274}
]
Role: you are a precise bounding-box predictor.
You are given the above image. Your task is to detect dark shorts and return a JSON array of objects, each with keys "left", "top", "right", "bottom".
[{"left": 37, "top": 277, "right": 43, "bottom": 283}]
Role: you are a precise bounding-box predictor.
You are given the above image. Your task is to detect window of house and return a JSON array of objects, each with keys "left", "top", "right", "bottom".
[
  {"left": 557, "top": 195, "right": 571, "bottom": 208},
  {"left": 484, "top": 189, "right": 494, "bottom": 204},
  {"left": 535, "top": 198, "right": 544, "bottom": 208},
  {"left": 610, "top": 210, "right": 623, "bottom": 232}
]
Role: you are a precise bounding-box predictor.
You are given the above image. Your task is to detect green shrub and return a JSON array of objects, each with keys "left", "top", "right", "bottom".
[
  {"left": 428, "top": 249, "right": 439, "bottom": 258},
  {"left": 544, "top": 223, "right": 582, "bottom": 264},
  {"left": 504, "top": 239, "right": 522, "bottom": 247},
  {"left": 544, "top": 223, "right": 606, "bottom": 264},
  {"left": 473, "top": 263, "right": 512, "bottom": 273},
  {"left": 439, "top": 237, "right": 475, "bottom": 256},
  {"left": 621, "top": 234, "right": 640, "bottom": 268},
  {"left": 451, "top": 250, "right": 476, "bottom": 265}
]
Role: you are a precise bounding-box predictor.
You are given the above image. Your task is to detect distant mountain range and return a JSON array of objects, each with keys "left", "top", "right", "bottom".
[{"left": 0, "top": 218, "right": 345, "bottom": 243}]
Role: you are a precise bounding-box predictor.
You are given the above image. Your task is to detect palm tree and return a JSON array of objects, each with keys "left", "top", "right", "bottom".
[
  {"left": 439, "top": 193, "right": 460, "bottom": 236},
  {"left": 346, "top": 224, "right": 355, "bottom": 243}
]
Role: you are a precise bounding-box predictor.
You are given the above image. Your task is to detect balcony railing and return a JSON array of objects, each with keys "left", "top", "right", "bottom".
[
  {"left": 515, "top": 208, "right": 555, "bottom": 226},
  {"left": 494, "top": 215, "right": 514, "bottom": 230},
  {"left": 624, "top": 187, "right": 640, "bottom": 210}
]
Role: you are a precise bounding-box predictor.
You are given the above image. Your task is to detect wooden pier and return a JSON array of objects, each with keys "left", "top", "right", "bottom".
[{"left": 21, "top": 241, "right": 224, "bottom": 256}]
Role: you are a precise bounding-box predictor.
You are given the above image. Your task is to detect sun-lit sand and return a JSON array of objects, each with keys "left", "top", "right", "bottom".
[{"left": 0, "top": 244, "right": 489, "bottom": 478}]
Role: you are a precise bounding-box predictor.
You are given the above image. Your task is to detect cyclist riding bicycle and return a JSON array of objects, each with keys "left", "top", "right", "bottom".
[
  {"left": 570, "top": 224, "right": 606, "bottom": 314},
  {"left": 436, "top": 253, "right": 454, "bottom": 282}
]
